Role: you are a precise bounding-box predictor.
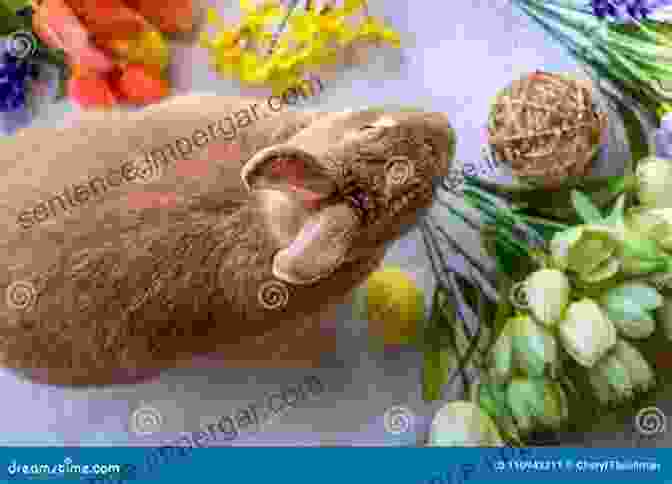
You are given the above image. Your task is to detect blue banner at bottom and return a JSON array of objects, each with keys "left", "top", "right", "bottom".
[{"left": 0, "top": 447, "right": 669, "bottom": 484}]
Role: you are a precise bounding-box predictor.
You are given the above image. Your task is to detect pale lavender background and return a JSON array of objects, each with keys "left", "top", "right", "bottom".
[{"left": 0, "top": 0, "right": 665, "bottom": 448}]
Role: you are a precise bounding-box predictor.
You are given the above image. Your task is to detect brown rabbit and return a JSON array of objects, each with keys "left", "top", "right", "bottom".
[{"left": 0, "top": 97, "right": 455, "bottom": 386}]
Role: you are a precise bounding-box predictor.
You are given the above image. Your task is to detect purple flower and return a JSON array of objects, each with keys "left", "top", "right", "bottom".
[
  {"left": 590, "top": 0, "right": 672, "bottom": 21},
  {"left": 0, "top": 51, "right": 39, "bottom": 113}
]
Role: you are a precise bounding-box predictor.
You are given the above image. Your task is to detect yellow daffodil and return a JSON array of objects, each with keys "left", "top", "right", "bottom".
[
  {"left": 239, "top": 0, "right": 284, "bottom": 38},
  {"left": 201, "top": 8, "right": 244, "bottom": 77},
  {"left": 289, "top": 5, "right": 360, "bottom": 47},
  {"left": 238, "top": 51, "right": 267, "bottom": 84},
  {"left": 354, "top": 16, "right": 401, "bottom": 48},
  {"left": 289, "top": 11, "right": 322, "bottom": 43}
]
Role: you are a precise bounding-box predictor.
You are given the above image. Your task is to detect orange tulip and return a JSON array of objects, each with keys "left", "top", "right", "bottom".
[
  {"left": 122, "top": 0, "right": 194, "bottom": 34},
  {"left": 31, "top": 0, "right": 115, "bottom": 74},
  {"left": 114, "top": 63, "right": 170, "bottom": 105},
  {"left": 68, "top": 68, "right": 119, "bottom": 108},
  {"left": 66, "top": 0, "right": 154, "bottom": 43}
]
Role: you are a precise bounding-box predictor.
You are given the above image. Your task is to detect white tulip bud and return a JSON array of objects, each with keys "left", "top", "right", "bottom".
[
  {"left": 525, "top": 269, "right": 571, "bottom": 326},
  {"left": 558, "top": 298, "right": 617, "bottom": 368},
  {"left": 428, "top": 401, "right": 504, "bottom": 447}
]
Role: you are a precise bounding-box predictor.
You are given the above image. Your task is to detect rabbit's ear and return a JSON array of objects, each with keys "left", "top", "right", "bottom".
[
  {"left": 271, "top": 201, "right": 360, "bottom": 285},
  {"left": 241, "top": 146, "right": 337, "bottom": 207},
  {"left": 242, "top": 146, "right": 362, "bottom": 285}
]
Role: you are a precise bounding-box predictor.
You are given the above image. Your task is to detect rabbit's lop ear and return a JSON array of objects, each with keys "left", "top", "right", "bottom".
[
  {"left": 241, "top": 145, "right": 338, "bottom": 204},
  {"left": 242, "top": 146, "right": 361, "bottom": 285}
]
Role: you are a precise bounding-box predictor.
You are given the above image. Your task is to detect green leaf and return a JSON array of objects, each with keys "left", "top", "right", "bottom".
[
  {"left": 1, "top": 0, "right": 31, "bottom": 13},
  {"left": 479, "top": 382, "right": 512, "bottom": 419},
  {"left": 464, "top": 174, "right": 626, "bottom": 223},
  {"left": 571, "top": 190, "right": 603, "bottom": 223},
  {"left": 0, "top": 3, "right": 30, "bottom": 35}
]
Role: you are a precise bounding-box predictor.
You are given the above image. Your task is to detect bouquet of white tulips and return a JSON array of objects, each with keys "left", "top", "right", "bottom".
[{"left": 424, "top": 153, "right": 672, "bottom": 446}]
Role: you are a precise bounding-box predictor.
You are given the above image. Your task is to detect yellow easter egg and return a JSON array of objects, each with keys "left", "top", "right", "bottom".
[{"left": 363, "top": 267, "right": 424, "bottom": 345}]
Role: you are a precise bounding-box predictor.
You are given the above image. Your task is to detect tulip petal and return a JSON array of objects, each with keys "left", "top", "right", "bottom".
[
  {"left": 511, "top": 317, "right": 557, "bottom": 378},
  {"left": 579, "top": 256, "right": 621, "bottom": 283},
  {"left": 636, "top": 156, "right": 672, "bottom": 208},
  {"left": 602, "top": 282, "right": 664, "bottom": 311},
  {"left": 507, "top": 377, "right": 545, "bottom": 434},
  {"left": 595, "top": 354, "right": 634, "bottom": 402},
  {"left": 589, "top": 369, "right": 615, "bottom": 405},
  {"left": 611, "top": 312, "right": 656, "bottom": 339},
  {"left": 492, "top": 330, "right": 513, "bottom": 381},
  {"left": 429, "top": 401, "right": 504, "bottom": 446},
  {"left": 658, "top": 298, "right": 672, "bottom": 341},
  {"left": 559, "top": 299, "right": 617, "bottom": 367},
  {"left": 525, "top": 269, "right": 570, "bottom": 326},
  {"left": 550, "top": 226, "right": 582, "bottom": 270},
  {"left": 614, "top": 339, "right": 655, "bottom": 392},
  {"left": 541, "top": 381, "right": 569, "bottom": 428}
]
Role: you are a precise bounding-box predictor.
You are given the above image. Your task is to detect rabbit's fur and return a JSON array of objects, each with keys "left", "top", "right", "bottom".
[{"left": 0, "top": 95, "right": 455, "bottom": 386}]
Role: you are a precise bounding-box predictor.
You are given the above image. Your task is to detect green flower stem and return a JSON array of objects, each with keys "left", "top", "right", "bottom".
[
  {"left": 463, "top": 191, "right": 513, "bottom": 228},
  {"left": 514, "top": 213, "right": 570, "bottom": 231},
  {"left": 464, "top": 185, "right": 545, "bottom": 244}
]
